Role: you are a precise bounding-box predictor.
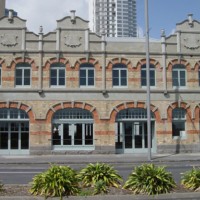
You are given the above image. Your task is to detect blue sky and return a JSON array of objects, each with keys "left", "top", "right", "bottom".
[
  {"left": 137, "top": 0, "right": 200, "bottom": 38},
  {"left": 6, "top": 0, "right": 200, "bottom": 39}
]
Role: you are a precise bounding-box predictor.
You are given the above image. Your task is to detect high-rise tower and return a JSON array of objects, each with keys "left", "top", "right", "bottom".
[
  {"left": 89, "top": 0, "right": 137, "bottom": 37},
  {"left": 0, "top": 0, "right": 5, "bottom": 18}
]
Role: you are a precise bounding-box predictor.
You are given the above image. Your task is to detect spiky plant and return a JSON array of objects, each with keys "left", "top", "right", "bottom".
[
  {"left": 30, "top": 165, "right": 80, "bottom": 200},
  {"left": 123, "top": 163, "right": 176, "bottom": 195},
  {"left": 181, "top": 167, "right": 200, "bottom": 191},
  {"left": 77, "top": 163, "right": 122, "bottom": 190}
]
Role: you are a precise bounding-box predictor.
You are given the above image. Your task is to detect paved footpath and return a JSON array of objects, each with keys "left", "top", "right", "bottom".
[
  {"left": 1, "top": 153, "right": 200, "bottom": 199},
  {"left": 1, "top": 153, "right": 200, "bottom": 164}
]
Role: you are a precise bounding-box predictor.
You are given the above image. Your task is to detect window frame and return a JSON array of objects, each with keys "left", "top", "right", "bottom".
[
  {"left": 141, "top": 64, "right": 156, "bottom": 88},
  {"left": 15, "top": 63, "right": 31, "bottom": 87},
  {"left": 79, "top": 63, "right": 95, "bottom": 88},
  {"left": 112, "top": 63, "right": 128, "bottom": 88},
  {"left": 172, "top": 108, "right": 186, "bottom": 139},
  {"left": 50, "top": 63, "right": 66, "bottom": 88},
  {"left": 172, "top": 64, "right": 186, "bottom": 88}
]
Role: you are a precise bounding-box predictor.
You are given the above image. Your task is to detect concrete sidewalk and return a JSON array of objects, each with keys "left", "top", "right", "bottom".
[{"left": 0, "top": 153, "right": 200, "bottom": 164}]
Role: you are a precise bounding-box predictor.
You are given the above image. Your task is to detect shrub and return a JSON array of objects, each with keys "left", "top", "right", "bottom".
[
  {"left": 0, "top": 181, "right": 3, "bottom": 192},
  {"left": 181, "top": 167, "right": 200, "bottom": 191},
  {"left": 93, "top": 180, "right": 109, "bottom": 195},
  {"left": 123, "top": 163, "right": 176, "bottom": 195},
  {"left": 77, "top": 163, "right": 122, "bottom": 190},
  {"left": 30, "top": 165, "right": 79, "bottom": 200}
]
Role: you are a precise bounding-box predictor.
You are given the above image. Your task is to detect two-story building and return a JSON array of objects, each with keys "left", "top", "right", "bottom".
[{"left": 0, "top": 10, "right": 200, "bottom": 155}]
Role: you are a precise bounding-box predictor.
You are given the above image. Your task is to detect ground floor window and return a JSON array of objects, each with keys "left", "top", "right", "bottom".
[
  {"left": 0, "top": 108, "right": 29, "bottom": 154},
  {"left": 52, "top": 108, "right": 94, "bottom": 150},
  {"left": 52, "top": 123, "right": 93, "bottom": 146}
]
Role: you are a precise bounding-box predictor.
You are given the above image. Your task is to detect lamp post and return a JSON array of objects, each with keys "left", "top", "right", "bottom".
[{"left": 145, "top": 0, "right": 151, "bottom": 161}]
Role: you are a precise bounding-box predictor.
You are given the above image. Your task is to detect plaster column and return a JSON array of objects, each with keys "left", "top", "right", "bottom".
[
  {"left": 161, "top": 29, "right": 167, "bottom": 93},
  {"left": 85, "top": 29, "right": 89, "bottom": 51},
  {"left": 38, "top": 26, "right": 43, "bottom": 92},
  {"left": 101, "top": 32, "right": 106, "bottom": 92},
  {"left": 21, "top": 27, "right": 26, "bottom": 51}
]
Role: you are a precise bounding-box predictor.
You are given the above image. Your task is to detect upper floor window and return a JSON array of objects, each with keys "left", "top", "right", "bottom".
[
  {"left": 172, "top": 64, "right": 186, "bottom": 88},
  {"left": 141, "top": 64, "right": 155, "bottom": 87},
  {"left": 112, "top": 63, "right": 127, "bottom": 87},
  {"left": 15, "top": 63, "right": 31, "bottom": 87},
  {"left": 50, "top": 63, "right": 65, "bottom": 87},
  {"left": 80, "top": 63, "right": 95, "bottom": 87},
  {"left": 0, "top": 65, "right": 1, "bottom": 86}
]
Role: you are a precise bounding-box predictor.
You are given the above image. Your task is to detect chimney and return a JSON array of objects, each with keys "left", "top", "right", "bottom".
[
  {"left": 8, "top": 9, "right": 14, "bottom": 23},
  {"left": 70, "top": 10, "right": 76, "bottom": 24},
  {"left": 0, "top": 0, "right": 6, "bottom": 18},
  {"left": 188, "top": 14, "right": 193, "bottom": 27}
]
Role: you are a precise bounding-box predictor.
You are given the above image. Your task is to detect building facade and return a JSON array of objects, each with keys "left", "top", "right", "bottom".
[
  {"left": 89, "top": 0, "right": 137, "bottom": 37},
  {"left": 0, "top": 11, "right": 200, "bottom": 155}
]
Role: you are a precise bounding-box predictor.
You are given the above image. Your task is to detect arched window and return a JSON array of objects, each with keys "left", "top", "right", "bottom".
[
  {"left": 172, "top": 108, "right": 186, "bottom": 138},
  {"left": 115, "top": 108, "right": 155, "bottom": 153},
  {"left": 50, "top": 63, "right": 65, "bottom": 87},
  {"left": 172, "top": 64, "right": 186, "bottom": 87},
  {"left": 15, "top": 63, "right": 31, "bottom": 87},
  {"left": 112, "top": 63, "right": 127, "bottom": 87},
  {"left": 141, "top": 64, "right": 155, "bottom": 87},
  {"left": 79, "top": 63, "right": 95, "bottom": 87},
  {"left": 52, "top": 108, "right": 94, "bottom": 148}
]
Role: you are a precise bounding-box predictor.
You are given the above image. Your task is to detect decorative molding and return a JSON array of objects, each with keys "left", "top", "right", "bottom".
[
  {"left": 25, "top": 106, "right": 32, "bottom": 113},
  {"left": 0, "top": 34, "right": 18, "bottom": 47},
  {"left": 64, "top": 34, "right": 82, "bottom": 48},
  {"left": 90, "top": 107, "right": 96, "bottom": 113},
  {"left": 114, "top": 107, "right": 119, "bottom": 113},
  {"left": 50, "top": 107, "right": 56, "bottom": 113},
  {"left": 183, "top": 36, "right": 200, "bottom": 50}
]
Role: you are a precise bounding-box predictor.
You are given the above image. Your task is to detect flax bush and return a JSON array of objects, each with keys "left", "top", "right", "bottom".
[
  {"left": 30, "top": 165, "right": 79, "bottom": 200},
  {"left": 123, "top": 163, "right": 176, "bottom": 195},
  {"left": 77, "top": 163, "right": 122, "bottom": 194},
  {"left": 181, "top": 167, "right": 200, "bottom": 191}
]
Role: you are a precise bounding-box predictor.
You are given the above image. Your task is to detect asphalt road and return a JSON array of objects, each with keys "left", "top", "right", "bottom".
[{"left": 0, "top": 161, "right": 200, "bottom": 185}]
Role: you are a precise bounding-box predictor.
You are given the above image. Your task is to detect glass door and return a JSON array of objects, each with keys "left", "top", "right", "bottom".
[
  {"left": 124, "top": 122, "right": 133, "bottom": 149},
  {"left": 122, "top": 121, "right": 154, "bottom": 153}
]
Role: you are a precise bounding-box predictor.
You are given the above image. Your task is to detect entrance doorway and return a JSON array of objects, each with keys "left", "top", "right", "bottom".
[{"left": 115, "top": 108, "right": 155, "bottom": 153}]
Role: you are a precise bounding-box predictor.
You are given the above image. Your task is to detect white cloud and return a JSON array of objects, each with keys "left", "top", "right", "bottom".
[{"left": 6, "top": 0, "right": 89, "bottom": 33}]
